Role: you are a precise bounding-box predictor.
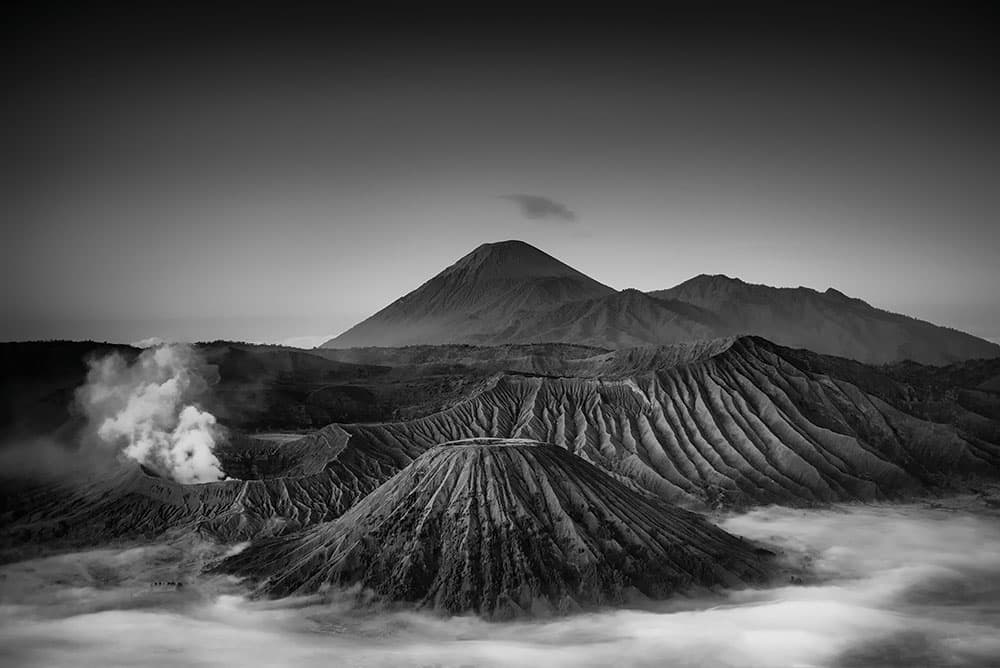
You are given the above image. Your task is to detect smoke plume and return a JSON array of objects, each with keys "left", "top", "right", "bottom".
[{"left": 75, "top": 344, "right": 226, "bottom": 483}]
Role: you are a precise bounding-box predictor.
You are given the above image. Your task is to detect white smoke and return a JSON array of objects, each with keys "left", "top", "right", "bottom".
[{"left": 76, "top": 344, "right": 226, "bottom": 483}]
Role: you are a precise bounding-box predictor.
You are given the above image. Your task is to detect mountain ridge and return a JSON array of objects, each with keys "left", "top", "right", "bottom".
[
  {"left": 323, "top": 241, "right": 999, "bottom": 365},
  {"left": 4, "top": 335, "right": 999, "bottom": 562},
  {"left": 650, "top": 274, "right": 999, "bottom": 365}
]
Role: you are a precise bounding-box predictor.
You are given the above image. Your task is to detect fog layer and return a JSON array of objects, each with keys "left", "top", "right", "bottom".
[{"left": 2, "top": 500, "right": 998, "bottom": 667}]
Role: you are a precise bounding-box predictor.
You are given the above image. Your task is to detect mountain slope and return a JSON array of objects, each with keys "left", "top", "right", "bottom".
[
  {"left": 483, "top": 289, "right": 725, "bottom": 348},
  {"left": 324, "top": 240, "right": 615, "bottom": 348},
  {"left": 324, "top": 241, "right": 997, "bottom": 363},
  {"left": 218, "top": 438, "right": 771, "bottom": 617},
  {"left": 651, "top": 274, "right": 1000, "bottom": 365},
  {"left": 5, "top": 337, "right": 998, "bottom": 560},
  {"left": 307, "top": 336, "right": 1000, "bottom": 508}
]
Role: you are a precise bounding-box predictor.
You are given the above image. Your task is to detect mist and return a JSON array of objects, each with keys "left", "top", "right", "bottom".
[{"left": 2, "top": 499, "right": 998, "bottom": 668}]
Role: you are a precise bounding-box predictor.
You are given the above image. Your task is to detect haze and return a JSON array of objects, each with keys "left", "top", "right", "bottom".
[{"left": 5, "top": 6, "right": 998, "bottom": 345}]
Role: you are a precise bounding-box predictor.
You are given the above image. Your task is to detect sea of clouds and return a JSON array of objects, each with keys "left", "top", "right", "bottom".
[{"left": 2, "top": 501, "right": 999, "bottom": 667}]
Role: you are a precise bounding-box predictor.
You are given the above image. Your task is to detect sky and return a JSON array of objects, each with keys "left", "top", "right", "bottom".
[{"left": 4, "top": 5, "right": 998, "bottom": 346}]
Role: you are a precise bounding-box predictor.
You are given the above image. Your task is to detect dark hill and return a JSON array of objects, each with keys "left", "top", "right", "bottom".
[
  {"left": 650, "top": 274, "right": 1000, "bottom": 365},
  {"left": 217, "top": 438, "right": 771, "bottom": 618},
  {"left": 480, "top": 289, "right": 725, "bottom": 348}
]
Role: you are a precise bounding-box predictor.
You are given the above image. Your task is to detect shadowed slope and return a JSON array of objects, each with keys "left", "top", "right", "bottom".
[
  {"left": 218, "top": 439, "right": 770, "bottom": 618},
  {"left": 651, "top": 274, "right": 1000, "bottom": 365},
  {"left": 482, "top": 289, "right": 725, "bottom": 348}
]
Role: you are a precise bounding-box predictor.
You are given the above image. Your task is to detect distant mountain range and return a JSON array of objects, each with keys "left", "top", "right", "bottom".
[{"left": 324, "top": 240, "right": 999, "bottom": 365}]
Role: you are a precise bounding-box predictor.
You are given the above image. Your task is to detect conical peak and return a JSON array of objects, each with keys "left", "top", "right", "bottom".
[
  {"left": 464, "top": 240, "right": 549, "bottom": 261},
  {"left": 445, "top": 240, "right": 596, "bottom": 282},
  {"left": 478, "top": 239, "right": 536, "bottom": 252},
  {"left": 219, "top": 433, "right": 771, "bottom": 616}
]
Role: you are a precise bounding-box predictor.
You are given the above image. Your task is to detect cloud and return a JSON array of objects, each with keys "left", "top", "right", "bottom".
[
  {"left": 502, "top": 194, "right": 577, "bottom": 222},
  {"left": 4, "top": 502, "right": 1000, "bottom": 667}
]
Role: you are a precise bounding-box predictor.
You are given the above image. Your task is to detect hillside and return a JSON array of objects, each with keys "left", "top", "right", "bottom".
[
  {"left": 311, "top": 336, "right": 1000, "bottom": 509},
  {"left": 217, "top": 439, "right": 771, "bottom": 617},
  {"left": 4, "top": 336, "right": 998, "bottom": 561},
  {"left": 650, "top": 274, "right": 1000, "bottom": 365},
  {"left": 480, "top": 289, "right": 724, "bottom": 348}
]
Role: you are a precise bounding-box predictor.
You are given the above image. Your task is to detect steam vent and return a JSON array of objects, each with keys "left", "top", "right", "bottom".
[{"left": 219, "top": 438, "right": 771, "bottom": 618}]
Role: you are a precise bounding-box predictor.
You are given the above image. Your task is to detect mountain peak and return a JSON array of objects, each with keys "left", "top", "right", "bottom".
[
  {"left": 477, "top": 239, "right": 536, "bottom": 251},
  {"left": 691, "top": 273, "right": 742, "bottom": 284},
  {"left": 444, "top": 240, "right": 595, "bottom": 282},
  {"left": 324, "top": 241, "right": 614, "bottom": 348}
]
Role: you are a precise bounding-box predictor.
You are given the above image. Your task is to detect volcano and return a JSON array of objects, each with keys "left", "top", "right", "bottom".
[
  {"left": 218, "top": 438, "right": 771, "bottom": 618},
  {"left": 325, "top": 240, "right": 615, "bottom": 348}
]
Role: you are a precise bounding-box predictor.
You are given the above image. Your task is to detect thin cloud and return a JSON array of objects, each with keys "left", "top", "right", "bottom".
[{"left": 502, "top": 194, "right": 577, "bottom": 222}]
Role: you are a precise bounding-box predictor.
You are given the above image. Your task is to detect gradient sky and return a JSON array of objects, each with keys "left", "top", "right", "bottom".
[{"left": 5, "top": 5, "right": 998, "bottom": 345}]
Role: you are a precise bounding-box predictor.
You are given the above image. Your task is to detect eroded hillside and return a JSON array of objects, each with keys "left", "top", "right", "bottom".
[
  {"left": 3, "top": 336, "right": 998, "bottom": 560},
  {"left": 218, "top": 439, "right": 771, "bottom": 617}
]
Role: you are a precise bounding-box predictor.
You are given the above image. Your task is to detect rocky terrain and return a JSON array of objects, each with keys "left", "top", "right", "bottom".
[
  {"left": 0, "top": 340, "right": 611, "bottom": 442},
  {"left": 307, "top": 336, "right": 1000, "bottom": 510},
  {"left": 4, "top": 335, "right": 998, "bottom": 566},
  {"left": 323, "top": 241, "right": 1000, "bottom": 365},
  {"left": 218, "top": 438, "right": 772, "bottom": 618}
]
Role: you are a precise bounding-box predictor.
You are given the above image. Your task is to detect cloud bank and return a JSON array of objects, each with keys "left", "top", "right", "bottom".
[{"left": 3, "top": 501, "right": 1000, "bottom": 666}]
